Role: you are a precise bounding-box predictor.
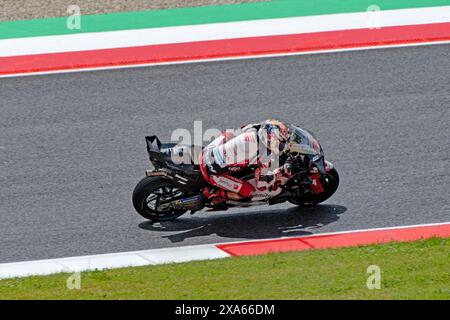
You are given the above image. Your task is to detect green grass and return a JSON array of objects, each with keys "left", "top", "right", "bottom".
[{"left": 1, "top": 238, "right": 449, "bottom": 299}]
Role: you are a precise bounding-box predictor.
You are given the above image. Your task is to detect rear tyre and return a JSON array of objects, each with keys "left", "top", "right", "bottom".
[
  {"left": 288, "top": 168, "right": 340, "bottom": 207},
  {"left": 132, "top": 176, "right": 187, "bottom": 222}
]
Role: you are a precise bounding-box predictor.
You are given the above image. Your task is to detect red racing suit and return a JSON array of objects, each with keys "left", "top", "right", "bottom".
[{"left": 199, "top": 120, "right": 291, "bottom": 201}]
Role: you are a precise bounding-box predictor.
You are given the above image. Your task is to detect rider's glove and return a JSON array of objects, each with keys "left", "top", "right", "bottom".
[
  {"left": 284, "top": 161, "right": 304, "bottom": 176},
  {"left": 281, "top": 163, "right": 294, "bottom": 177}
]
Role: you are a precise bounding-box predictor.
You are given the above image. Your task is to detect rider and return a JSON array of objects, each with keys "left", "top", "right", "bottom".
[{"left": 199, "top": 119, "right": 294, "bottom": 204}]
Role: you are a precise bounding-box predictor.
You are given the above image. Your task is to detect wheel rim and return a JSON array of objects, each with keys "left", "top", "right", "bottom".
[
  {"left": 142, "top": 185, "right": 188, "bottom": 221},
  {"left": 145, "top": 186, "right": 184, "bottom": 213}
]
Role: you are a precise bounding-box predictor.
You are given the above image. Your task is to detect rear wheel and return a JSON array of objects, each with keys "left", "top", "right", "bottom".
[
  {"left": 289, "top": 168, "right": 340, "bottom": 207},
  {"left": 132, "top": 176, "right": 188, "bottom": 222}
]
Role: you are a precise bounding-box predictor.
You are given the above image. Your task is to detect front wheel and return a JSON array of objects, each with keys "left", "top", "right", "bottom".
[
  {"left": 289, "top": 168, "right": 340, "bottom": 207},
  {"left": 132, "top": 176, "right": 188, "bottom": 222}
]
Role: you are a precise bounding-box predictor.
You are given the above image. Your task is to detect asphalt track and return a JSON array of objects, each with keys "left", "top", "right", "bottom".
[{"left": 1, "top": 44, "right": 449, "bottom": 263}]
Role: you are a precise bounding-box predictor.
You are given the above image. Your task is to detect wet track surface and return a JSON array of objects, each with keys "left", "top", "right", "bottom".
[{"left": 1, "top": 44, "right": 449, "bottom": 262}]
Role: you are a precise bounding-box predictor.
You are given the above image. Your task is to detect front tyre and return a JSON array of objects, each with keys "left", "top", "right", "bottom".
[
  {"left": 289, "top": 168, "right": 340, "bottom": 207},
  {"left": 132, "top": 176, "right": 187, "bottom": 222}
]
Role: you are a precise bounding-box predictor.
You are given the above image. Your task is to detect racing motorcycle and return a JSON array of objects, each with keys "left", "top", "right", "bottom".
[{"left": 132, "top": 125, "right": 339, "bottom": 222}]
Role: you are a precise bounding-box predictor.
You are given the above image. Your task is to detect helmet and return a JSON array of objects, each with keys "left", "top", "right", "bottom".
[
  {"left": 259, "top": 119, "right": 290, "bottom": 153},
  {"left": 268, "top": 120, "right": 289, "bottom": 141}
]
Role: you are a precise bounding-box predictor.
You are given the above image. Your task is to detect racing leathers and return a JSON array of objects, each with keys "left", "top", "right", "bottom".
[{"left": 199, "top": 120, "right": 293, "bottom": 203}]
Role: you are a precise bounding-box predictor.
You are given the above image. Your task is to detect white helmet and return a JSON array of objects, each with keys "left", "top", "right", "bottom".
[{"left": 258, "top": 119, "right": 289, "bottom": 154}]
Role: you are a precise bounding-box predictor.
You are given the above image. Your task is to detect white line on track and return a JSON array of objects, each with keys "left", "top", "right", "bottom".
[
  {"left": 0, "top": 244, "right": 230, "bottom": 280},
  {"left": 1, "top": 39, "right": 450, "bottom": 79},
  {"left": 0, "top": 221, "right": 448, "bottom": 279}
]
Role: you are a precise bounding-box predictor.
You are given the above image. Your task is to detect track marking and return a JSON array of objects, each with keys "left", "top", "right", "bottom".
[
  {"left": 1, "top": 39, "right": 449, "bottom": 79},
  {"left": 1, "top": 6, "right": 449, "bottom": 57},
  {"left": 0, "top": 222, "right": 448, "bottom": 279},
  {"left": 218, "top": 222, "right": 450, "bottom": 256}
]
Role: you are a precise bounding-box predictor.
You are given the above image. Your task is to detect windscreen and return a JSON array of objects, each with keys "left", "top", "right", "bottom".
[{"left": 286, "top": 125, "right": 322, "bottom": 156}]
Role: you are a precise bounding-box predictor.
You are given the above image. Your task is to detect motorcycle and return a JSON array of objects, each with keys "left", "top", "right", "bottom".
[{"left": 132, "top": 125, "right": 339, "bottom": 222}]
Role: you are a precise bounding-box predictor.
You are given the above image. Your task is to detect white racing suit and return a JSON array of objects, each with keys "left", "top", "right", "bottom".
[{"left": 199, "top": 120, "right": 292, "bottom": 202}]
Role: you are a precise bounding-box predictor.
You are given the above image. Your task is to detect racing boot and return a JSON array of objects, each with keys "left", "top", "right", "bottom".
[
  {"left": 203, "top": 187, "right": 228, "bottom": 210},
  {"left": 203, "top": 187, "right": 249, "bottom": 210}
]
